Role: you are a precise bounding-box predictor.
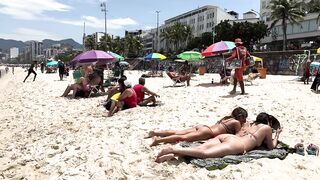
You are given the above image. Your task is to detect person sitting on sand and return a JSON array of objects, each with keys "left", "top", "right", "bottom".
[
  {"left": 107, "top": 80, "right": 137, "bottom": 117},
  {"left": 146, "top": 107, "right": 248, "bottom": 146},
  {"left": 167, "top": 66, "right": 191, "bottom": 86},
  {"left": 61, "top": 66, "right": 102, "bottom": 98},
  {"left": 105, "top": 76, "right": 127, "bottom": 101},
  {"left": 133, "top": 77, "right": 160, "bottom": 106},
  {"left": 155, "top": 112, "right": 282, "bottom": 163}
]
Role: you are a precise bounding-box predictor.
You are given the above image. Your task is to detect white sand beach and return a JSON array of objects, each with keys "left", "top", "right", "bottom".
[{"left": 0, "top": 68, "right": 320, "bottom": 179}]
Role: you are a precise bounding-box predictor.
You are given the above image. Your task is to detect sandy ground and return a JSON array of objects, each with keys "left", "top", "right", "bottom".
[{"left": 0, "top": 67, "right": 319, "bottom": 179}]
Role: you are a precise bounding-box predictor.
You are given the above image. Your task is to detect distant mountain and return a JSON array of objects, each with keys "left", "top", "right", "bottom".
[
  {"left": 42, "top": 38, "right": 82, "bottom": 49},
  {"left": 0, "top": 38, "right": 26, "bottom": 52},
  {"left": 0, "top": 38, "right": 82, "bottom": 52}
]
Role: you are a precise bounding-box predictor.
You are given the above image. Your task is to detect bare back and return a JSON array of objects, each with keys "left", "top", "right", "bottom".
[
  {"left": 209, "top": 118, "right": 242, "bottom": 136},
  {"left": 237, "top": 124, "right": 272, "bottom": 151}
]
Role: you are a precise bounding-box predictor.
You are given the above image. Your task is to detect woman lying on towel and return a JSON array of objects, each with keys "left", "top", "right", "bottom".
[
  {"left": 155, "top": 112, "right": 282, "bottom": 163},
  {"left": 147, "top": 107, "right": 248, "bottom": 146}
]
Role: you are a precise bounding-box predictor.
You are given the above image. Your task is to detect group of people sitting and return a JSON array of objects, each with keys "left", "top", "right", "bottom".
[
  {"left": 104, "top": 76, "right": 160, "bottom": 117},
  {"left": 145, "top": 107, "right": 283, "bottom": 163}
]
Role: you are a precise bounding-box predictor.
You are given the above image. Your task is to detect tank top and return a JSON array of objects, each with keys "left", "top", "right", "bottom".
[
  {"left": 133, "top": 84, "right": 144, "bottom": 103},
  {"left": 123, "top": 89, "right": 137, "bottom": 108}
]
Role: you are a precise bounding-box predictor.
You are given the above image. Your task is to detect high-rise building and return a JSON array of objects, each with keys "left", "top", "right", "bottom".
[
  {"left": 260, "top": 0, "right": 320, "bottom": 50},
  {"left": 25, "top": 41, "right": 43, "bottom": 61},
  {"left": 10, "top": 47, "right": 19, "bottom": 59}
]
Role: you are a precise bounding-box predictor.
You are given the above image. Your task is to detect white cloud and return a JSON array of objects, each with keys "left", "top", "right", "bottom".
[
  {"left": 0, "top": 28, "right": 61, "bottom": 41},
  {"left": 56, "top": 16, "right": 138, "bottom": 30},
  {"left": 0, "top": 0, "right": 71, "bottom": 20},
  {"left": 143, "top": 26, "right": 155, "bottom": 30}
]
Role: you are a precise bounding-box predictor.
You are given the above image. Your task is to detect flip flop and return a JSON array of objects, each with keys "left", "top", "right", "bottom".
[
  {"left": 306, "top": 144, "right": 319, "bottom": 156},
  {"left": 294, "top": 143, "right": 305, "bottom": 156}
]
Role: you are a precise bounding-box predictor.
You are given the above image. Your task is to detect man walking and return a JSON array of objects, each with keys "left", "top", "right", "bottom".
[{"left": 226, "top": 38, "right": 251, "bottom": 95}]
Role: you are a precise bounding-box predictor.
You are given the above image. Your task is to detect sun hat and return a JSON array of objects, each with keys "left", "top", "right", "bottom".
[
  {"left": 234, "top": 38, "right": 243, "bottom": 45},
  {"left": 124, "top": 80, "right": 132, "bottom": 88}
]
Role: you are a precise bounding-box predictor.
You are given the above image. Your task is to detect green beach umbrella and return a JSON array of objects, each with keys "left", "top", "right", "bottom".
[
  {"left": 178, "top": 51, "right": 203, "bottom": 61},
  {"left": 107, "top": 51, "right": 125, "bottom": 61}
]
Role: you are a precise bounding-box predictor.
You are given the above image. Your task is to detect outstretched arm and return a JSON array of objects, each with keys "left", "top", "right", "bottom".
[
  {"left": 142, "top": 87, "right": 159, "bottom": 97},
  {"left": 225, "top": 49, "right": 237, "bottom": 61}
]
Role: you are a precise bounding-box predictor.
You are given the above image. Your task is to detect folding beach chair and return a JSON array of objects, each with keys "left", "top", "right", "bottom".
[{"left": 166, "top": 71, "right": 186, "bottom": 87}]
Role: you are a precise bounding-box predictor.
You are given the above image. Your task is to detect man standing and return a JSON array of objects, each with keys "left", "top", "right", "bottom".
[
  {"left": 133, "top": 77, "right": 160, "bottom": 106},
  {"left": 40, "top": 62, "right": 45, "bottom": 73},
  {"left": 226, "top": 38, "right": 251, "bottom": 95},
  {"left": 58, "top": 60, "right": 65, "bottom": 81},
  {"left": 23, "top": 61, "right": 37, "bottom": 82}
]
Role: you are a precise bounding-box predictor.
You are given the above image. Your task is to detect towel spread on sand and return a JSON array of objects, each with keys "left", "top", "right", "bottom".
[{"left": 180, "top": 141, "right": 289, "bottom": 170}]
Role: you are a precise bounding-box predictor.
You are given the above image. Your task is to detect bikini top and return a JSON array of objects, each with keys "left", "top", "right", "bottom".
[{"left": 217, "top": 119, "right": 235, "bottom": 134}]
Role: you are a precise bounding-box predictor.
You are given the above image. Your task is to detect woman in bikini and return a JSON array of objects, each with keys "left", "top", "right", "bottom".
[
  {"left": 147, "top": 107, "right": 248, "bottom": 146},
  {"left": 155, "top": 112, "right": 282, "bottom": 163}
]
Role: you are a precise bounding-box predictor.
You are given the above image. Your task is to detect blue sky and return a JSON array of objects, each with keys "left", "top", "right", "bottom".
[{"left": 0, "top": 0, "right": 260, "bottom": 43}]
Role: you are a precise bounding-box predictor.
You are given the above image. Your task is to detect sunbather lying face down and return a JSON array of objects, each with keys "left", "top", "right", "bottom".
[
  {"left": 155, "top": 112, "right": 282, "bottom": 163},
  {"left": 147, "top": 107, "right": 248, "bottom": 146}
]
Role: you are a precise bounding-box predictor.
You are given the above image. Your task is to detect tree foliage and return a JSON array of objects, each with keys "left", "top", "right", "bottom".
[
  {"left": 213, "top": 20, "right": 269, "bottom": 51},
  {"left": 160, "top": 22, "right": 193, "bottom": 53}
]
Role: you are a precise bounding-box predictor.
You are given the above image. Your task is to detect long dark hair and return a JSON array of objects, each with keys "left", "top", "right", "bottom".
[
  {"left": 220, "top": 107, "right": 248, "bottom": 122},
  {"left": 255, "top": 113, "right": 281, "bottom": 130}
]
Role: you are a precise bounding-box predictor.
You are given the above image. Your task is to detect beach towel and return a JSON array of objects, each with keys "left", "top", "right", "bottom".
[{"left": 180, "top": 141, "right": 289, "bottom": 170}]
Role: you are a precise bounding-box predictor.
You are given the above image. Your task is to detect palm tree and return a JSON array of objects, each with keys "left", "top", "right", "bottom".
[
  {"left": 306, "top": 0, "right": 320, "bottom": 23},
  {"left": 124, "top": 34, "right": 143, "bottom": 58},
  {"left": 98, "top": 34, "right": 112, "bottom": 51},
  {"left": 84, "top": 35, "right": 96, "bottom": 50},
  {"left": 161, "top": 22, "right": 192, "bottom": 53},
  {"left": 269, "top": 0, "right": 305, "bottom": 51}
]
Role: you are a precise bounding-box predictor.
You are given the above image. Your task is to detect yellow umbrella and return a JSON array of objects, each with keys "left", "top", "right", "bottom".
[
  {"left": 317, "top": 47, "right": 320, "bottom": 54},
  {"left": 252, "top": 56, "right": 263, "bottom": 61}
]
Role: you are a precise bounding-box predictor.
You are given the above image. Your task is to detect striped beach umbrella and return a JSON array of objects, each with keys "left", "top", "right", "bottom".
[
  {"left": 144, "top": 53, "right": 167, "bottom": 61},
  {"left": 201, "top": 41, "right": 236, "bottom": 57}
]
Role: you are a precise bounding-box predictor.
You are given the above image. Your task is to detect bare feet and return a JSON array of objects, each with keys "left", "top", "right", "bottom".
[
  {"left": 155, "top": 153, "right": 175, "bottom": 163},
  {"left": 156, "top": 147, "right": 174, "bottom": 158},
  {"left": 150, "top": 136, "right": 160, "bottom": 146},
  {"left": 145, "top": 130, "right": 156, "bottom": 139}
]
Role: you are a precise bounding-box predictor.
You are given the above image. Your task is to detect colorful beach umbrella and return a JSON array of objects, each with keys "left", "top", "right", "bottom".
[
  {"left": 71, "top": 50, "right": 116, "bottom": 65},
  {"left": 178, "top": 51, "right": 203, "bottom": 61},
  {"left": 107, "top": 51, "right": 125, "bottom": 61},
  {"left": 201, "top": 41, "right": 236, "bottom": 57},
  {"left": 144, "top": 53, "right": 167, "bottom": 61}
]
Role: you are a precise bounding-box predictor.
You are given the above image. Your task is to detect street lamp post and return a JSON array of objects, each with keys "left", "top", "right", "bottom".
[
  {"left": 251, "top": 9, "right": 263, "bottom": 21},
  {"left": 156, "top": 11, "right": 160, "bottom": 52},
  {"left": 101, "top": 2, "right": 107, "bottom": 37}
]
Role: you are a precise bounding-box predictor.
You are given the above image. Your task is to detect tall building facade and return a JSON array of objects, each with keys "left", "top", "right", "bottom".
[
  {"left": 25, "top": 41, "right": 43, "bottom": 61},
  {"left": 10, "top": 47, "right": 19, "bottom": 59},
  {"left": 260, "top": 0, "right": 320, "bottom": 50},
  {"left": 153, "top": 5, "right": 236, "bottom": 52}
]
